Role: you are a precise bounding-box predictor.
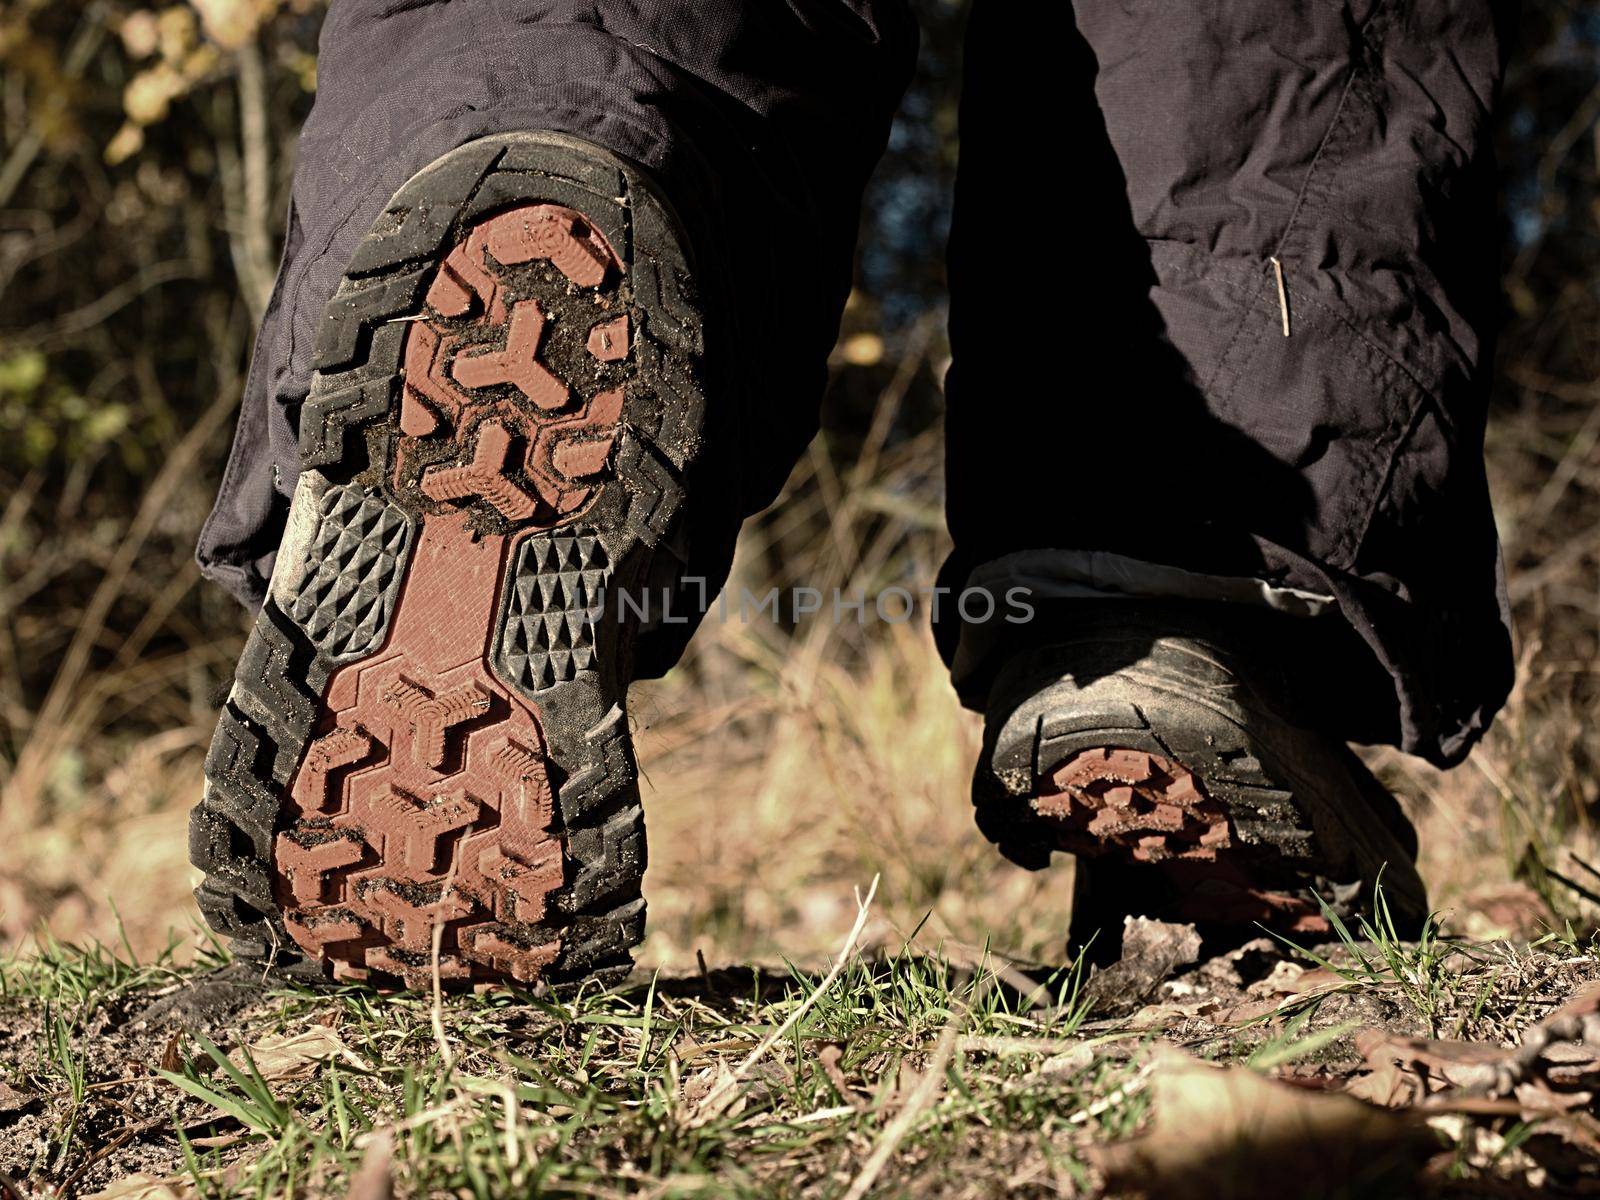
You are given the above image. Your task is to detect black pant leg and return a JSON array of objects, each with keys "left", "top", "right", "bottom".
[
  {"left": 937, "top": 0, "right": 1514, "bottom": 767},
  {"left": 199, "top": 0, "right": 920, "bottom": 681}
]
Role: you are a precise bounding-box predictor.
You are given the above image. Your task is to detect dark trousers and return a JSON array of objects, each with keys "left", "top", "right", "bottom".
[{"left": 199, "top": 0, "right": 1516, "bottom": 767}]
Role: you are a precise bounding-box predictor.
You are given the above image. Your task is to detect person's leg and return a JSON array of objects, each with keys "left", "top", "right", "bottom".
[
  {"left": 192, "top": 0, "right": 916, "bottom": 987},
  {"left": 200, "top": 1, "right": 918, "bottom": 634},
  {"left": 944, "top": 1, "right": 1515, "bottom": 953}
]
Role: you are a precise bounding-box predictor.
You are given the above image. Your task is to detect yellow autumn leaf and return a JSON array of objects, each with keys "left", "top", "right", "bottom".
[
  {"left": 104, "top": 122, "right": 145, "bottom": 165},
  {"left": 122, "top": 63, "right": 183, "bottom": 126},
  {"left": 82, "top": 1175, "right": 194, "bottom": 1200},
  {"left": 155, "top": 6, "right": 197, "bottom": 64},
  {"left": 189, "top": 0, "right": 261, "bottom": 50},
  {"left": 840, "top": 332, "right": 884, "bottom": 367},
  {"left": 118, "top": 11, "right": 161, "bottom": 59}
]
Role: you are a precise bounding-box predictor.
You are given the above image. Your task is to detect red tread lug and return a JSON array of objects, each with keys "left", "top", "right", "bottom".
[
  {"left": 276, "top": 833, "right": 366, "bottom": 904},
  {"left": 450, "top": 299, "right": 568, "bottom": 409},
  {"left": 427, "top": 260, "right": 478, "bottom": 318},
  {"left": 483, "top": 207, "right": 610, "bottom": 287},
  {"left": 420, "top": 420, "right": 542, "bottom": 521},
  {"left": 298, "top": 728, "right": 377, "bottom": 812},
  {"left": 1037, "top": 746, "right": 1232, "bottom": 861},
  {"left": 464, "top": 928, "right": 561, "bottom": 983},
  {"left": 586, "top": 315, "right": 629, "bottom": 361}
]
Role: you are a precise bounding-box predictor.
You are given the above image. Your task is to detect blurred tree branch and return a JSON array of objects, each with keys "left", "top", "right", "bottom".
[{"left": 0, "top": 2, "right": 107, "bottom": 210}]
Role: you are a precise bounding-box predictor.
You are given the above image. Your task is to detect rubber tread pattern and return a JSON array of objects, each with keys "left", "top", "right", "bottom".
[
  {"left": 191, "top": 133, "right": 705, "bottom": 988},
  {"left": 496, "top": 529, "right": 612, "bottom": 692},
  {"left": 285, "top": 483, "right": 414, "bottom": 661}
]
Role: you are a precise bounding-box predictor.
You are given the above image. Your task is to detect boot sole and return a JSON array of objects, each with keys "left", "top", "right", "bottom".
[{"left": 190, "top": 133, "right": 705, "bottom": 989}]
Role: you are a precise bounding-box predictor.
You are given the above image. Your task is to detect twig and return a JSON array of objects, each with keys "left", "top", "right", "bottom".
[
  {"left": 430, "top": 865, "right": 460, "bottom": 1074},
  {"left": 1510, "top": 81, "right": 1600, "bottom": 282},
  {"left": 233, "top": 40, "right": 275, "bottom": 322},
  {"left": 0, "top": 5, "right": 106, "bottom": 210},
  {"left": 955, "top": 1035, "right": 1088, "bottom": 1056},
  {"left": 347, "top": 1132, "right": 394, "bottom": 1200},
  {"left": 1064, "top": 1061, "right": 1154, "bottom": 1126},
  {"left": 1519, "top": 395, "right": 1600, "bottom": 538},
  {"left": 16, "top": 260, "right": 200, "bottom": 350},
  {"left": 849, "top": 311, "right": 938, "bottom": 495},
  {"left": 1539, "top": 863, "right": 1600, "bottom": 909},
  {"left": 691, "top": 875, "right": 879, "bottom": 1123},
  {"left": 55, "top": 1116, "right": 165, "bottom": 1193},
  {"left": 789, "top": 1104, "right": 859, "bottom": 1125},
  {"left": 2, "top": 385, "right": 238, "bottom": 810}
]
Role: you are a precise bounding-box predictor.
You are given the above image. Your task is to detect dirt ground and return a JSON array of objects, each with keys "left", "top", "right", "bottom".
[{"left": 5, "top": 905, "right": 1600, "bottom": 1199}]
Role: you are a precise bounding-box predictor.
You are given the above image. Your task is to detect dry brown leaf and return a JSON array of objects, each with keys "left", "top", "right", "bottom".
[
  {"left": 1024, "top": 1043, "right": 1097, "bottom": 1084},
  {"left": 1213, "top": 967, "right": 1352, "bottom": 1026},
  {"left": 81, "top": 1174, "right": 194, "bottom": 1200},
  {"left": 1082, "top": 918, "right": 1202, "bottom": 1016},
  {"left": 0, "top": 1083, "right": 37, "bottom": 1115},
  {"left": 1214, "top": 989, "right": 1345, "bottom": 1028},
  {"left": 1542, "top": 1040, "right": 1600, "bottom": 1090},
  {"left": 683, "top": 1061, "right": 750, "bottom": 1118},
  {"left": 1535, "top": 1108, "right": 1600, "bottom": 1159},
  {"left": 818, "top": 1044, "right": 866, "bottom": 1111},
  {"left": 1094, "top": 1048, "right": 1434, "bottom": 1200},
  {"left": 1212, "top": 996, "right": 1293, "bottom": 1025},
  {"left": 233, "top": 1023, "right": 369, "bottom": 1082},
  {"left": 1513, "top": 1079, "right": 1595, "bottom": 1115},
  {"left": 1344, "top": 1059, "right": 1426, "bottom": 1109},
  {"left": 1282, "top": 966, "right": 1348, "bottom": 995},
  {"left": 1125, "top": 1000, "right": 1214, "bottom": 1029},
  {"left": 158, "top": 1030, "right": 183, "bottom": 1074},
  {"left": 1349, "top": 979, "right": 1600, "bottom": 1120},
  {"left": 1355, "top": 1029, "right": 1521, "bottom": 1094}
]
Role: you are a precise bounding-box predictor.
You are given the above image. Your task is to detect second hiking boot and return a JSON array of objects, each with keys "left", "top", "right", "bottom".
[
  {"left": 191, "top": 133, "right": 704, "bottom": 989},
  {"left": 973, "top": 603, "right": 1429, "bottom": 961}
]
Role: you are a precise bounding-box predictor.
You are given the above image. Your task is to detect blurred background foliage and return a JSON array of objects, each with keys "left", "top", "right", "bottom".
[{"left": 0, "top": 0, "right": 1595, "bottom": 965}]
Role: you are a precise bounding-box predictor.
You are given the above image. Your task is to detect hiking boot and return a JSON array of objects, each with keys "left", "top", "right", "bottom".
[
  {"left": 972, "top": 602, "right": 1428, "bottom": 964},
  {"left": 190, "top": 133, "right": 705, "bottom": 989}
]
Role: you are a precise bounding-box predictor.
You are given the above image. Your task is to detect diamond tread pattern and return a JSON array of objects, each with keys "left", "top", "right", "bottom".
[
  {"left": 496, "top": 530, "right": 611, "bottom": 691},
  {"left": 287, "top": 484, "right": 412, "bottom": 661}
]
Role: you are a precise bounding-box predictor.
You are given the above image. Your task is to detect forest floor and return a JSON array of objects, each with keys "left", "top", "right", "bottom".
[{"left": 4, "top": 887, "right": 1600, "bottom": 1199}]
